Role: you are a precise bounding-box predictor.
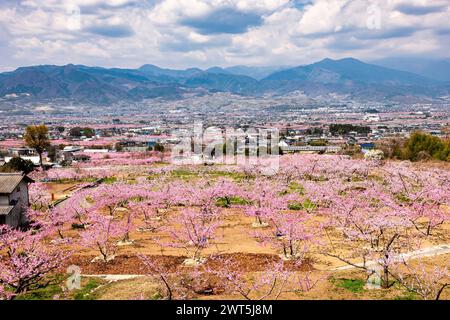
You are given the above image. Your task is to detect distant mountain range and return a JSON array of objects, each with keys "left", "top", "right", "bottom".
[
  {"left": 371, "top": 57, "right": 450, "bottom": 83},
  {"left": 1, "top": 58, "right": 449, "bottom": 104}
]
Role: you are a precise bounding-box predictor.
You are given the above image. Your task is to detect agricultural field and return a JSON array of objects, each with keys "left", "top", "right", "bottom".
[{"left": 1, "top": 153, "right": 449, "bottom": 300}]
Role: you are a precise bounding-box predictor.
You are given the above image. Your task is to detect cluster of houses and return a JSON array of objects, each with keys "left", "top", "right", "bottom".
[
  {"left": 278, "top": 127, "right": 375, "bottom": 154},
  {"left": 1, "top": 137, "right": 163, "bottom": 168}
]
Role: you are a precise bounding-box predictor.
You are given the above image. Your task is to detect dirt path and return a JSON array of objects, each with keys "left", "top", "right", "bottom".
[
  {"left": 83, "top": 275, "right": 144, "bottom": 281},
  {"left": 333, "top": 244, "right": 450, "bottom": 271}
]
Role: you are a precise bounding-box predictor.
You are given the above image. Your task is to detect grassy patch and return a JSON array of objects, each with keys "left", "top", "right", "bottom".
[
  {"left": 367, "top": 174, "right": 385, "bottom": 183},
  {"left": 288, "top": 202, "right": 303, "bottom": 210},
  {"left": 170, "top": 169, "right": 197, "bottom": 180},
  {"left": 207, "top": 170, "right": 247, "bottom": 181},
  {"left": 72, "top": 279, "right": 103, "bottom": 300},
  {"left": 102, "top": 176, "right": 118, "bottom": 184},
  {"left": 333, "top": 278, "right": 365, "bottom": 293},
  {"left": 16, "top": 276, "right": 65, "bottom": 300},
  {"left": 147, "top": 173, "right": 160, "bottom": 180},
  {"left": 170, "top": 168, "right": 246, "bottom": 182},
  {"left": 288, "top": 199, "right": 317, "bottom": 211},
  {"left": 394, "top": 291, "right": 418, "bottom": 300},
  {"left": 395, "top": 193, "right": 411, "bottom": 203},
  {"left": 151, "top": 292, "right": 164, "bottom": 300},
  {"left": 303, "top": 199, "right": 317, "bottom": 211},
  {"left": 288, "top": 181, "right": 305, "bottom": 195},
  {"left": 216, "top": 196, "right": 250, "bottom": 207},
  {"left": 17, "top": 285, "right": 63, "bottom": 300}
]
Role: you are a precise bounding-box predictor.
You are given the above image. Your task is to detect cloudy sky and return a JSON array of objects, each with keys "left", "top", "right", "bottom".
[{"left": 0, "top": 0, "right": 449, "bottom": 71}]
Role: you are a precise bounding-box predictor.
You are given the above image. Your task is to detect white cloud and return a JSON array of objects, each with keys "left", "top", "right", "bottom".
[{"left": 0, "top": 0, "right": 449, "bottom": 71}]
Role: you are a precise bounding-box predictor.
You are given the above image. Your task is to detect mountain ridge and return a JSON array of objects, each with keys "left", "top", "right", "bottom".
[
  {"left": 371, "top": 57, "right": 450, "bottom": 82},
  {"left": 1, "top": 58, "right": 448, "bottom": 104}
]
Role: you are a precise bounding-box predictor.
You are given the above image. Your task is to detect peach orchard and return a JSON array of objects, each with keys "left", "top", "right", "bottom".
[{"left": 0, "top": 153, "right": 449, "bottom": 300}]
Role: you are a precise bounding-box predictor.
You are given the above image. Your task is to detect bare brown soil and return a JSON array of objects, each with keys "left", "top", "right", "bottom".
[{"left": 66, "top": 252, "right": 314, "bottom": 275}]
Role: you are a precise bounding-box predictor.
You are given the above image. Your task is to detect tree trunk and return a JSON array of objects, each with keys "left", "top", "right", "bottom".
[
  {"left": 382, "top": 266, "right": 389, "bottom": 289},
  {"left": 38, "top": 152, "right": 44, "bottom": 169}
]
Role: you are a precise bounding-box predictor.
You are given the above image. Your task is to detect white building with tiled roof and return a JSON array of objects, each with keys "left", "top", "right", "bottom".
[{"left": 0, "top": 173, "right": 34, "bottom": 227}]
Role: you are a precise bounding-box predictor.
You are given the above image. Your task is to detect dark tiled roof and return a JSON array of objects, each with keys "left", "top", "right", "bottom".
[
  {"left": 0, "top": 173, "right": 34, "bottom": 194},
  {"left": 0, "top": 206, "right": 14, "bottom": 216}
]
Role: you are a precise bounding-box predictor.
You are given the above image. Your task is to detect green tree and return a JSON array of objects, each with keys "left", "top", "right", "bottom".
[
  {"left": 69, "top": 127, "right": 94, "bottom": 138},
  {"left": 115, "top": 143, "right": 123, "bottom": 152},
  {"left": 376, "top": 138, "right": 407, "bottom": 160},
  {"left": 46, "top": 145, "right": 58, "bottom": 162},
  {"left": 406, "top": 132, "right": 447, "bottom": 161},
  {"left": 0, "top": 157, "right": 35, "bottom": 174},
  {"left": 24, "top": 125, "right": 50, "bottom": 168},
  {"left": 309, "top": 139, "right": 328, "bottom": 146},
  {"left": 330, "top": 124, "right": 371, "bottom": 135},
  {"left": 154, "top": 143, "right": 165, "bottom": 152},
  {"left": 305, "top": 127, "right": 324, "bottom": 135}
]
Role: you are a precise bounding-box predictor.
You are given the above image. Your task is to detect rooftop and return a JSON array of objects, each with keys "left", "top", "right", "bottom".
[
  {"left": 0, "top": 173, "right": 34, "bottom": 194},
  {"left": 0, "top": 206, "right": 14, "bottom": 216}
]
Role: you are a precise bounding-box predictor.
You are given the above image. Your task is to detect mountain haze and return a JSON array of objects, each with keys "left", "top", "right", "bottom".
[{"left": 371, "top": 58, "right": 450, "bottom": 82}]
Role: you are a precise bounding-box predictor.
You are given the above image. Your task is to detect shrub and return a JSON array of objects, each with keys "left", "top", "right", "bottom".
[
  {"left": 0, "top": 157, "right": 35, "bottom": 174},
  {"left": 377, "top": 132, "right": 449, "bottom": 162},
  {"left": 406, "top": 132, "right": 448, "bottom": 161}
]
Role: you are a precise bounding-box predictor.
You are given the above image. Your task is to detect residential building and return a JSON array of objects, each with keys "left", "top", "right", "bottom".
[{"left": 0, "top": 173, "right": 34, "bottom": 227}]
